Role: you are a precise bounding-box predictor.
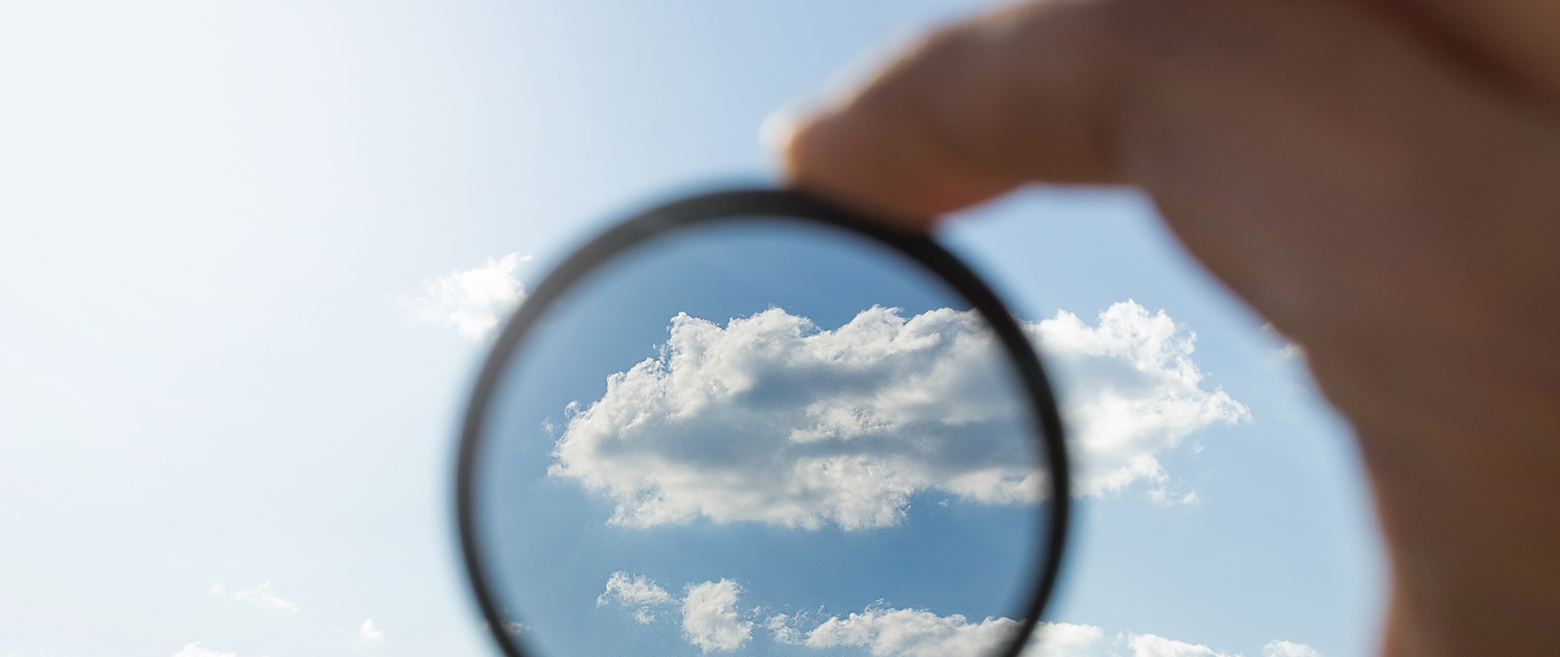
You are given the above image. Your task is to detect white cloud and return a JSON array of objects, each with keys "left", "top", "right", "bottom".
[
  {"left": 766, "top": 613, "right": 804, "bottom": 644},
  {"left": 360, "top": 618, "right": 386, "bottom": 644},
  {"left": 1128, "top": 634, "right": 1235, "bottom": 657},
  {"left": 804, "top": 606, "right": 1019, "bottom": 657},
  {"left": 1264, "top": 640, "right": 1322, "bottom": 657},
  {"left": 598, "top": 571, "right": 676, "bottom": 607},
  {"left": 1029, "top": 302, "right": 1249, "bottom": 498},
  {"left": 681, "top": 579, "right": 753, "bottom": 653},
  {"left": 550, "top": 306, "right": 1043, "bottom": 531},
  {"left": 172, "top": 644, "right": 237, "bottom": 657},
  {"left": 597, "top": 573, "right": 1313, "bottom": 657},
  {"left": 406, "top": 253, "right": 529, "bottom": 340},
  {"left": 1026, "top": 622, "right": 1107, "bottom": 657},
  {"left": 598, "top": 571, "right": 676, "bottom": 624},
  {"left": 211, "top": 581, "right": 299, "bottom": 612},
  {"left": 549, "top": 301, "right": 1245, "bottom": 531}
]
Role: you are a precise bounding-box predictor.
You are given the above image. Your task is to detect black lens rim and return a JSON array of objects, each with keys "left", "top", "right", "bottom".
[{"left": 455, "top": 187, "right": 1071, "bottom": 657}]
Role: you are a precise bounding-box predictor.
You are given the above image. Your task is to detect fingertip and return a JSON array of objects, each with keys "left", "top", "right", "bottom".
[{"left": 777, "top": 103, "right": 1016, "bottom": 234}]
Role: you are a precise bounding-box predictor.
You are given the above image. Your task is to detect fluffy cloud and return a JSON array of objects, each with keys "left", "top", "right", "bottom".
[
  {"left": 406, "top": 253, "right": 529, "bottom": 340},
  {"left": 681, "top": 580, "right": 754, "bottom": 652},
  {"left": 211, "top": 581, "right": 299, "bottom": 612},
  {"left": 1029, "top": 302, "right": 1249, "bottom": 498},
  {"left": 360, "top": 618, "right": 386, "bottom": 644},
  {"left": 804, "top": 606, "right": 1019, "bottom": 657},
  {"left": 1027, "top": 622, "right": 1107, "bottom": 657},
  {"left": 596, "top": 573, "right": 753, "bottom": 650},
  {"left": 550, "top": 301, "right": 1244, "bottom": 531},
  {"left": 550, "top": 306, "right": 1042, "bottom": 530},
  {"left": 597, "top": 573, "right": 1319, "bottom": 657},
  {"left": 172, "top": 644, "right": 238, "bottom": 657},
  {"left": 1264, "top": 640, "right": 1322, "bottom": 657}
]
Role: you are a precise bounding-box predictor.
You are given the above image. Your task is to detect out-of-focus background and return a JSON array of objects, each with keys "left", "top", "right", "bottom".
[{"left": 0, "top": 2, "right": 1384, "bottom": 656}]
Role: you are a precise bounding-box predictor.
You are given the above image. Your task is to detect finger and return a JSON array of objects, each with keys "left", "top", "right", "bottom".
[
  {"left": 779, "top": 0, "right": 1539, "bottom": 233},
  {"left": 780, "top": 0, "right": 1124, "bottom": 227}
]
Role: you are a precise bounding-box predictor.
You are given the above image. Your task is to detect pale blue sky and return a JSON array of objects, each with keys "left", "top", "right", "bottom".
[{"left": 0, "top": 2, "right": 1383, "bottom": 657}]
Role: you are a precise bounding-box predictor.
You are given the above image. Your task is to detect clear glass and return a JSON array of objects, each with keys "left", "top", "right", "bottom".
[{"left": 469, "top": 218, "right": 1053, "bottom": 657}]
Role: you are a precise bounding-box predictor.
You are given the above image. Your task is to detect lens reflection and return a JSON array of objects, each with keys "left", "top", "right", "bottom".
[{"left": 468, "top": 218, "right": 1053, "bottom": 657}]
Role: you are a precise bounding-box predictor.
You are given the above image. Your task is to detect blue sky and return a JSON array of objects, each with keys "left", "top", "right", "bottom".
[{"left": 0, "top": 2, "right": 1383, "bottom": 657}]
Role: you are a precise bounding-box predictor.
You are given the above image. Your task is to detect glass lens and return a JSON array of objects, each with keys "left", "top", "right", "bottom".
[{"left": 466, "top": 217, "right": 1055, "bottom": 657}]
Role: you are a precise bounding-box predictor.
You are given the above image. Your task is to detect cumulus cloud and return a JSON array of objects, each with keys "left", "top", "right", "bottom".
[
  {"left": 360, "top": 618, "right": 386, "bottom": 644},
  {"left": 211, "top": 581, "right": 299, "bottom": 612},
  {"left": 598, "top": 573, "right": 1314, "bottom": 657},
  {"left": 549, "top": 301, "right": 1244, "bottom": 531},
  {"left": 805, "top": 605, "right": 1019, "bottom": 657},
  {"left": 406, "top": 253, "right": 529, "bottom": 340},
  {"left": 1263, "top": 640, "right": 1322, "bottom": 657},
  {"left": 596, "top": 572, "right": 753, "bottom": 650},
  {"left": 172, "top": 644, "right": 238, "bottom": 657},
  {"left": 551, "top": 306, "right": 1042, "bottom": 531},
  {"left": 681, "top": 580, "right": 754, "bottom": 652},
  {"left": 1030, "top": 302, "right": 1250, "bottom": 498}
]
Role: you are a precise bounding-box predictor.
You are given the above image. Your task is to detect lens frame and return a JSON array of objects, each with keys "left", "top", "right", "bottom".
[{"left": 456, "top": 187, "right": 1070, "bottom": 657}]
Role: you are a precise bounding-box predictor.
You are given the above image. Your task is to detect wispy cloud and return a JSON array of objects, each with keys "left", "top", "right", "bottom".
[
  {"left": 172, "top": 643, "right": 239, "bottom": 657},
  {"left": 549, "top": 301, "right": 1246, "bottom": 531},
  {"left": 211, "top": 581, "right": 300, "bottom": 612},
  {"left": 406, "top": 253, "right": 530, "bottom": 340},
  {"left": 598, "top": 571, "right": 676, "bottom": 623}
]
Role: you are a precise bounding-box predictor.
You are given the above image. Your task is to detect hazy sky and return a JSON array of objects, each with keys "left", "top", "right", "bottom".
[{"left": 0, "top": 2, "right": 1383, "bottom": 657}]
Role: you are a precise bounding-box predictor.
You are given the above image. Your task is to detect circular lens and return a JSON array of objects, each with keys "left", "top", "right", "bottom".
[{"left": 458, "top": 190, "right": 1067, "bottom": 657}]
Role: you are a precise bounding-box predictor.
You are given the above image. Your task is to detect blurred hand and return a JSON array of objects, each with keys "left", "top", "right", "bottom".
[{"left": 779, "top": 0, "right": 1560, "bottom": 655}]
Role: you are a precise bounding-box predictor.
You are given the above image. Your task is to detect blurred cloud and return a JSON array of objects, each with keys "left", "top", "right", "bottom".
[
  {"left": 406, "top": 253, "right": 530, "bottom": 340},
  {"left": 172, "top": 644, "right": 239, "bottom": 657},
  {"left": 1127, "top": 634, "right": 1236, "bottom": 657},
  {"left": 1028, "top": 622, "right": 1108, "bottom": 657},
  {"left": 360, "top": 618, "right": 386, "bottom": 644},
  {"left": 551, "top": 301, "right": 1245, "bottom": 531},
  {"left": 211, "top": 581, "right": 299, "bottom": 613},
  {"left": 1264, "top": 640, "right": 1323, "bottom": 657}
]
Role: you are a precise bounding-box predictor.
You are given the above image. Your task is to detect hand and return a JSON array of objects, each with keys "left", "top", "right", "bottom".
[{"left": 779, "top": 1, "right": 1560, "bottom": 655}]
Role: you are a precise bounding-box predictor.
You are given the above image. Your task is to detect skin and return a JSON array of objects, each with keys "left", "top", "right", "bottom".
[{"left": 778, "top": 0, "right": 1560, "bottom": 655}]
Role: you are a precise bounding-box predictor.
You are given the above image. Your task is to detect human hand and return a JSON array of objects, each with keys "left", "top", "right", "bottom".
[{"left": 778, "top": 1, "right": 1560, "bottom": 655}]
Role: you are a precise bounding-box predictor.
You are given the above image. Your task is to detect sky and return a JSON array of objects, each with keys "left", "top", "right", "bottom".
[{"left": 0, "top": 2, "right": 1384, "bottom": 657}]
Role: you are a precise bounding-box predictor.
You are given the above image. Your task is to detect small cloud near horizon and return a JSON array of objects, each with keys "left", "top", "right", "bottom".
[{"left": 211, "top": 581, "right": 300, "bottom": 613}]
